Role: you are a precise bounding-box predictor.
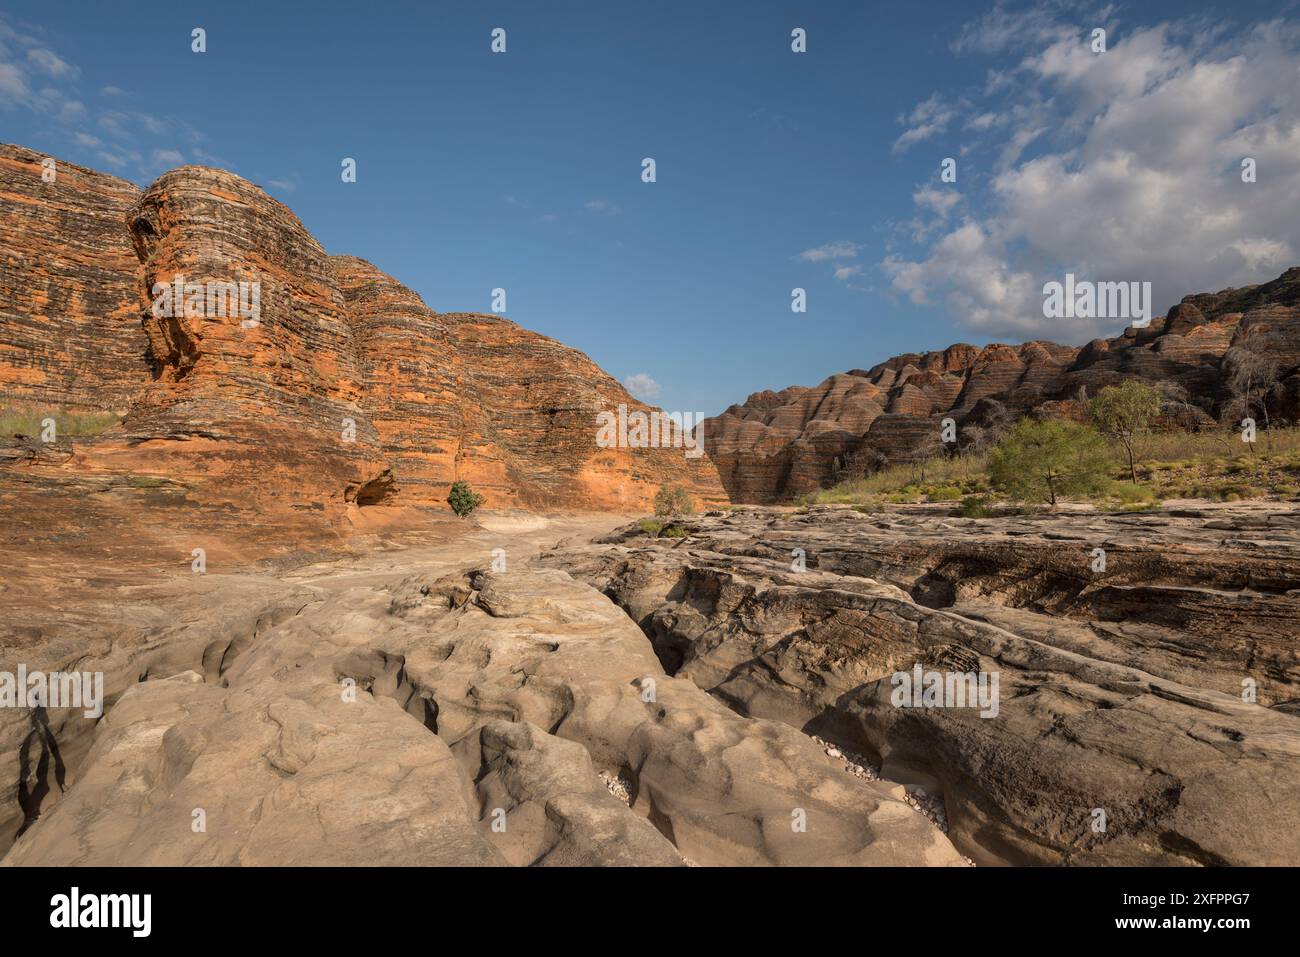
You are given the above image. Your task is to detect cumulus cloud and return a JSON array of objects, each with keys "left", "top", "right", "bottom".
[
  {"left": 883, "top": 7, "right": 1300, "bottom": 339},
  {"left": 623, "top": 373, "right": 662, "bottom": 402}
]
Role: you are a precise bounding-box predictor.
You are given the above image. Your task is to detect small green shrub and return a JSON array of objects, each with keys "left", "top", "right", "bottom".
[
  {"left": 1111, "top": 482, "right": 1158, "bottom": 505},
  {"left": 953, "top": 495, "right": 996, "bottom": 518},
  {"left": 1122, "top": 500, "right": 1163, "bottom": 512},
  {"left": 638, "top": 518, "right": 663, "bottom": 535},
  {"left": 661, "top": 523, "right": 689, "bottom": 538},
  {"left": 654, "top": 484, "right": 695, "bottom": 517},
  {"left": 927, "top": 486, "right": 962, "bottom": 502},
  {"left": 447, "top": 480, "right": 486, "bottom": 517}
]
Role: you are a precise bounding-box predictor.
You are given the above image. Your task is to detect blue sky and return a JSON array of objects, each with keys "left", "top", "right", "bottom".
[{"left": 3, "top": 0, "right": 1298, "bottom": 416}]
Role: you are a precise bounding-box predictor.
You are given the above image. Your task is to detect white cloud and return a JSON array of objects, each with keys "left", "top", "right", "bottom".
[
  {"left": 0, "top": 62, "right": 30, "bottom": 105},
  {"left": 584, "top": 199, "right": 622, "bottom": 215},
  {"left": 624, "top": 373, "right": 662, "bottom": 402},
  {"left": 799, "top": 240, "right": 861, "bottom": 262},
  {"left": 27, "top": 48, "right": 77, "bottom": 79},
  {"left": 893, "top": 93, "right": 958, "bottom": 154},
  {"left": 884, "top": 10, "right": 1300, "bottom": 338},
  {"left": 914, "top": 187, "right": 961, "bottom": 217},
  {"left": 834, "top": 265, "right": 863, "bottom": 281},
  {"left": 96, "top": 148, "right": 141, "bottom": 170},
  {"left": 950, "top": 0, "right": 1076, "bottom": 55},
  {"left": 150, "top": 149, "right": 183, "bottom": 167},
  {"left": 965, "top": 111, "right": 1003, "bottom": 131}
]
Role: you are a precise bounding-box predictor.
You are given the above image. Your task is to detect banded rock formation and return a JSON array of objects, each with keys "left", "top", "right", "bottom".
[
  {"left": 336, "top": 256, "right": 720, "bottom": 511},
  {"left": 706, "top": 269, "right": 1300, "bottom": 502},
  {"left": 0, "top": 143, "right": 724, "bottom": 546}
]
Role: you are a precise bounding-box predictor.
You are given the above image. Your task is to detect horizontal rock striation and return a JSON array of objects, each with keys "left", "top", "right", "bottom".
[
  {"left": 0, "top": 145, "right": 144, "bottom": 412},
  {"left": 0, "top": 142, "right": 725, "bottom": 525},
  {"left": 706, "top": 269, "right": 1300, "bottom": 502},
  {"left": 335, "top": 256, "right": 724, "bottom": 511}
]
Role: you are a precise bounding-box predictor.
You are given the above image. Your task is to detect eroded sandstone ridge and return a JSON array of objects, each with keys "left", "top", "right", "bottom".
[
  {"left": 544, "top": 505, "right": 1300, "bottom": 865},
  {"left": 0, "top": 142, "right": 724, "bottom": 533},
  {"left": 705, "top": 270, "right": 1300, "bottom": 501},
  {"left": 335, "top": 256, "right": 717, "bottom": 510}
]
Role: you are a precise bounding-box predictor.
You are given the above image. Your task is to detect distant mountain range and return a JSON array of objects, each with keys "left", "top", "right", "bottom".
[{"left": 704, "top": 268, "right": 1300, "bottom": 502}]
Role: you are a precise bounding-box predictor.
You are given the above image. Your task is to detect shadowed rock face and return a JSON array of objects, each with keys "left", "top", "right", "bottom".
[
  {"left": 0, "top": 143, "right": 726, "bottom": 524},
  {"left": 706, "top": 269, "right": 1300, "bottom": 502},
  {"left": 543, "top": 505, "right": 1300, "bottom": 866}
]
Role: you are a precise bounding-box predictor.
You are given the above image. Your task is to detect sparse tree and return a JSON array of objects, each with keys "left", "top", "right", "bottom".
[
  {"left": 989, "top": 418, "right": 1112, "bottom": 507},
  {"left": 1154, "top": 379, "right": 1198, "bottom": 429},
  {"left": 1090, "top": 380, "right": 1162, "bottom": 484},
  {"left": 906, "top": 428, "right": 950, "bottom": 485},
  {"left": 653, "top": 484, "right": 695, "bottom": 518},
  {"left": 1221, "top": 347, "right": 1282, "bottom": 441},
  {"left": 840, "top": 446, "right": 887, "bottom": 481},
  {"left": 962, "top": 400, "right": 1016, "bottom": 456}
]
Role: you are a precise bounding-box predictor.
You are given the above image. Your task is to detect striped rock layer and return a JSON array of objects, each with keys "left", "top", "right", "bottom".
[{"left": 0, "top": 143, "right": 724, "bottom": 518}]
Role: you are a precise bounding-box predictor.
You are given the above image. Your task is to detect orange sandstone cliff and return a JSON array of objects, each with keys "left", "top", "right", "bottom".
[{"left": 0, "top": 143, "right": 725, "bottom": 566}]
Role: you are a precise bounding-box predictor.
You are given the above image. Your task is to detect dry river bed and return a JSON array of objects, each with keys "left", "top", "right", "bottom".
[{"left": 2, "top": 503, "right": 1298, "bottom": 866}]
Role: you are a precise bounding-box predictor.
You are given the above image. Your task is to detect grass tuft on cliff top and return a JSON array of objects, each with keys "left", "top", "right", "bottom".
[{"left": 0, "top": 399, "right": 121, "bottom": 439}]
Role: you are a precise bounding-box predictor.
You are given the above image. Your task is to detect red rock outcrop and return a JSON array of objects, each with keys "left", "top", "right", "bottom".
[
  {"left": 706, "top": 269, "right": 1300, "bottom": 501},
  {"left": 0, "top": 143, "right": 725, "bottom": 548},
  {"left": 0, "top": 145, "right": 143, "bottom": 411},
  {"left": 335, "top": 256, "right": 723, "bottom": 511}
]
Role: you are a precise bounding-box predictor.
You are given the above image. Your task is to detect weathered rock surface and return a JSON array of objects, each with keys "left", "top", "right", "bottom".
[
  {"left": 2, "top": 517, "right": 962, "bottom": 867},
  {"left": 543, "top": 505, "right": 1300, "bottom": 865},
  {"left": 706, "top": 269, "right": 1300, "bottom": 501}
]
